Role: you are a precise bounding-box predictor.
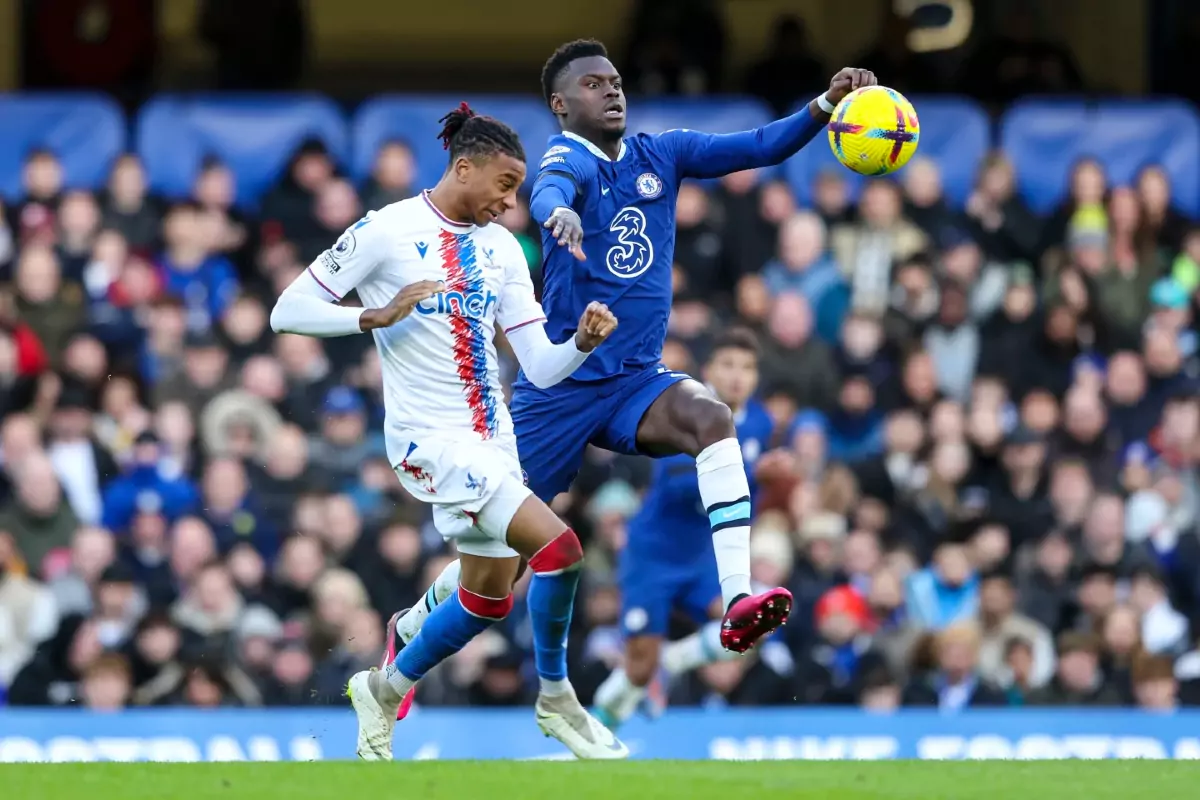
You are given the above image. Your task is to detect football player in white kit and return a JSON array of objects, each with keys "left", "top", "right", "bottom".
[{"left": 270, "top": 103, "right": 628, "bottom": 761}]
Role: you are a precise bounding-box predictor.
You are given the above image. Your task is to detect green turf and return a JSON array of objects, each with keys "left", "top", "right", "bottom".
[{"left": 4, "top": 761, "right": 1200, "bottom": 799}]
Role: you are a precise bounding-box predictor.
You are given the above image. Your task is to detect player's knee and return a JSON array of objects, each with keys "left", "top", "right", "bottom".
[
  {"left": 692, "top": 395, "right": 736, "bottom": 448},
  {"left": 528, "top": 528, "right": 584, "bottom": 575},
  {"left": 458, "top": 587, "right": 515, "bottom": 620},
  {"left": 625, "top": 638, "right": 661, "bottom": 687}
]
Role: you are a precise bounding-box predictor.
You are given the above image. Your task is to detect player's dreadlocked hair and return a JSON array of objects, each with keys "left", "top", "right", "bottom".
[
  {"left": 540, "top": 39, "right": 608, "bottom": 109},
  {"left": 436, "top": 102, "right": 526, "bottom": 163}
]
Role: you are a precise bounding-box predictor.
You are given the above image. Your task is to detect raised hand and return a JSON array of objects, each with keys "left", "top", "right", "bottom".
[
  {"left": 573, "top": 301, "right": 618, "bottom": 352},
  {"left": 360, "top": 280, "right": 444, "bottom": 330},
  {"left": 544, "top": 206, "right": 587, "bottom": 261},
  {"left": 826, "top": 68, "right": 877, "bottom": 105}
]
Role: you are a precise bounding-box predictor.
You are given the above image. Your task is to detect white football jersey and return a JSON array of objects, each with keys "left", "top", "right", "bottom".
[{"left": 305, "top": 192, "right": 545, "bottom": 464}]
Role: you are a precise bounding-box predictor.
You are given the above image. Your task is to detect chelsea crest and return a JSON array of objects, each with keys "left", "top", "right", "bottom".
[{"left": 636, "top": 172, "right": 663, "bottom": 199}]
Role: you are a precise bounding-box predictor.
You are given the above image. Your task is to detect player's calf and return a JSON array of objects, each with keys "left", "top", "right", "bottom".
[
  {"left": 379, "top": 575, "right": 515, "bottom": 705},
  {"left": 351, "top": 565, "right": 516, "bottom": 762},
  {"left": 594, "top": 635, "right": 662, "bottom": 729},
  {"left": 690, "top": 393, "right": 738, "bottom": 452},
  {"left": 521, "top": 522, "right": 585, "bottom": 696},
  {"left": 623, "top": 635, "right": 662, "bottom": 687},
  {"left": 638, "top": 383, "right": 754, "bottom": 610},
  {"left": 503, "top": 498, "right": 627, "bottom": 758}
]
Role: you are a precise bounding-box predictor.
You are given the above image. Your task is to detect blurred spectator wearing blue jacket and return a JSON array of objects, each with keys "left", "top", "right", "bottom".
[{"left": 101, "top": 431, "right": 199, "bottom": 535}]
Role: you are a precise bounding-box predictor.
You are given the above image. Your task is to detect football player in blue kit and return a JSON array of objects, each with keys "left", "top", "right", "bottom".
[
  {"left": 517, "top": 39, "right": 874, "bottom": 651},
  {"left": 593, "top": 329, "right": 774, "bottom": 729},
  {"left": 381, "top": 43, "right": 873, "bottom": 678}
]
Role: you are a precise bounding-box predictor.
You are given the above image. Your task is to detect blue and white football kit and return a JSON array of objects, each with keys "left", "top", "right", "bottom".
[
  {"left": 520, "top": 111, "right": 823, "bottom": 614},
  {"left": 517, "top": 116, "right": 823, "bottom": 501},
  {"left": 593, "top": 399, "right": 774, "bottom": 728},
  {"left": 618, "top": 399, "right": 774, "bottom": 638}
]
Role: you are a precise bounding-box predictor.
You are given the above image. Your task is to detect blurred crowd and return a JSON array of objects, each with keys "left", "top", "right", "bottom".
[{"left": 2, "top": 115, "right": 1200, "bottom": 716}]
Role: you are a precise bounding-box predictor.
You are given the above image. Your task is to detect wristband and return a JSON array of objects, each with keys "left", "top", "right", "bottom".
[{"left": 816, "top": 93, "right": 836, "bottom": 115}]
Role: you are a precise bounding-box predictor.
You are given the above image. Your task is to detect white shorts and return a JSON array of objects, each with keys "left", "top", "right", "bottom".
[{"left": 392, "top": 433, "right": 530, "bottom": 559}]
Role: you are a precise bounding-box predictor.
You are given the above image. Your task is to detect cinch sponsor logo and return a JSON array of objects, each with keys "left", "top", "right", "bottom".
[
  {"left": 0, "top": 735, "right": 323, "bottom": 763},
  {"left": 416, "top": 291, "right": 499, "bottom": 320}
]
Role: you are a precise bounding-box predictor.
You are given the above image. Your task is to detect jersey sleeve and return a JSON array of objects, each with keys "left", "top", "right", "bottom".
[
  {"left": 656, "top": 107, "right": 825, "bottom": 179},
  {"left": 529, "top": 143, "right": 595, "bottom": 223},
  {"left": 305, "top": 212, "right": 388, "bottom": 300},
  {"left": 496, "top": 237, "right": 546, "bottom": 334}
]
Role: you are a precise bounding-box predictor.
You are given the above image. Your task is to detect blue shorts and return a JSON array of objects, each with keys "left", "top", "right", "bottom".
[
  {"left": 617, "top": 553, "right": 720, "bottom": 638},
  {"left": 511, "top": 365, "right": 689, "bottom": 501}
]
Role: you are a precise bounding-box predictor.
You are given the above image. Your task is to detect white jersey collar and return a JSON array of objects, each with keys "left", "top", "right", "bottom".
[
  {"left": 563, "top": 131, "right": 626, "bottom": 162},
  {"left": 422, "top": 190, "right": 475, "bottom": 231}
]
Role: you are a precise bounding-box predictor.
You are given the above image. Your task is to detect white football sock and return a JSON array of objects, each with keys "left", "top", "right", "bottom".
[
  {"left": 539, "top": 677, "right": 571, "bottom": 697},
  {"left": 371, "top": 666, "right": 406, "bottom": 707},
  {"left": 396, "top": 559, "right": 462, "bottom": 644},
  {"left": 662, "top": 621, "right": 739, "bottom": 676},
  {"left": 593, "top": 668, "right": 645, "bottom": 724},
  {"left": 696, "top": 438, "right": 754, "bottom": 607}
]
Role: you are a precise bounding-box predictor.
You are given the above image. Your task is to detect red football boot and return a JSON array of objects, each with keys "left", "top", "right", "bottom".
[
  {"left": 381, "top": 610, "right": 416, "bottom": 720},
  {"left": 719, "top": 588, "right": 793, "bottom": 653}
]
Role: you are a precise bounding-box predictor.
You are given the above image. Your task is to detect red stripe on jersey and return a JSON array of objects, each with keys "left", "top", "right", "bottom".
[{"left": 503, "top": 317, "right": 547, "bottom": 334}]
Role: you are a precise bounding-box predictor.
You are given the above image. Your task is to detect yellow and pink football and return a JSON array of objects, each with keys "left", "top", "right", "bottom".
[{"left": 827, "top": 86, "right": 920, "bottom": 176}]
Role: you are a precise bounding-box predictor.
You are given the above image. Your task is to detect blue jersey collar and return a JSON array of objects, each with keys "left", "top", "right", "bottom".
[{"left": 563, "top": 131, "right": 627, "bottom": 162}]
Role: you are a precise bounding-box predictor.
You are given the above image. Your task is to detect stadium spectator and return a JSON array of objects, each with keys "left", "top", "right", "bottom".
[
  {"left": 1029, "top": 632, "right": 1123, "bottom": 706},
  {"left": 3, "top": 91, "right": 1200, "bottom": 720},
  {"left": 361, "top": 141, "right": 417, "bottom": 213},
  {"left": 901, "top": 623, "right": 1006, "bottom": 709},
  {"left": 101, "top": 154, "right": 161, "bottom": 251}
]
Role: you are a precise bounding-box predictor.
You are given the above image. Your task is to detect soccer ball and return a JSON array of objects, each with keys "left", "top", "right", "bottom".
[{"left": 827, "top": 86, "right": 920, "bottom": 176}]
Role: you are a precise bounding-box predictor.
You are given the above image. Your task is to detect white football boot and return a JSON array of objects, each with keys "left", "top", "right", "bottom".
[
  {"left": 536, "top": 685, "right": 630, "bottom": 760},
  {"left": 345, "top": 669, "right": 399, "bottom": 761}
]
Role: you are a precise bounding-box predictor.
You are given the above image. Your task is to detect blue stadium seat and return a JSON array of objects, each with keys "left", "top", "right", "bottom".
[
  {"left": 783, "top": 96, "right": 990, "bottom": 209},
  {"left": 136, "top": 95, "right": 349, "bottom": 208},
  {"left": 1000, "top": 100, "right": 1200, "bottom": 217},
  {"left": 351, "top": 96, "right": 559, "bottom": 191},
  {"left": 624, "top": 97, "right": 773, "bottom": 138},
  {"left": 0, "top": 94, "right": 126, "bottom": 200}
]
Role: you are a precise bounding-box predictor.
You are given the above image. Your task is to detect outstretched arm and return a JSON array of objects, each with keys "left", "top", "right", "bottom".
[
  {"left": 271, "top": 271, "right": 442, "bottom": 337},
  {"left": 270, "top": 270, "right": 371, "bottom": 336},
  {"left": 495, "top": 236, "right": 614, "bottom": 387},
  {"left": 670, "top": 68, "right": 876, "bottom": 179},
  {"left": 506, "top": 303, "right": 617, "bottom": 389},
  {"left": 271, "top": 212, "right": 442, "bottom": 337},
  {"left": 271, "top": 214, "right": 386, "bottom": 336}
]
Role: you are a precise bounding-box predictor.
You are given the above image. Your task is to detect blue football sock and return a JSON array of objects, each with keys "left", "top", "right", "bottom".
[
  {"left": 528, "top": 568, "right": 581, "bottom": 684},
  {"left": 390, "top": 589, "right": 500, "bottom": 688},
  {"left": 527, "top": 530, "right": 585, "bottom": 687}
]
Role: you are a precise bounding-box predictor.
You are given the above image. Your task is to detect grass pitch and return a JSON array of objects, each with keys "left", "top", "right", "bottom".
[{"left": 5, "top": 761, "right": 1200, "bottom": 799}]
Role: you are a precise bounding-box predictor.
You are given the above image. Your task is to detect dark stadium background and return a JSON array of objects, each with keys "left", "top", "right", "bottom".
[{"left": 2, "top": 0, "right": 1200, "bottom": 724}]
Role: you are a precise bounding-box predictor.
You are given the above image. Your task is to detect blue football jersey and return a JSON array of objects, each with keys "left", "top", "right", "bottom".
[
  {"left": 628, "top": 399, "right": 775, "bottom": 562},
  {"left": 528, "top": 112, "right": 824, "bottom": 384},
  {"left": 534, "top": 132, "right": 682, "bottom": 382}
]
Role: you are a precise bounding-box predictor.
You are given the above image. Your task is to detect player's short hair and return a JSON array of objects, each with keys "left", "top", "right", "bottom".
[
  {"left": 709, "top": 327, "right": 761, "bottom": 361},
  {"left": 436, "top": 102, "right": 525, "bottom": 164},
  {"left": 540, "top": 39, "right": 609, "bottom": 108}
]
